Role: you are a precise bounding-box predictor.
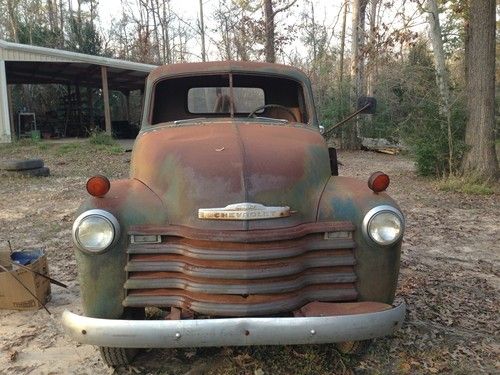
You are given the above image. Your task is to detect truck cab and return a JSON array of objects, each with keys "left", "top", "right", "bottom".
[{"left": 63, "top": 61, "right": 405, "bottom": 367}]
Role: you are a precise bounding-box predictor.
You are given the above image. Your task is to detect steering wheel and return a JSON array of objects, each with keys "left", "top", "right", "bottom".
[{"left": 247, "top": 104, "right": 298, "bottom": 122}]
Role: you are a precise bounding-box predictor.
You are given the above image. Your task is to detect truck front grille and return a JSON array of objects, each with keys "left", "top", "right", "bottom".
[{"left": 123, "top": 222, "right": 357, "bottom": 316}]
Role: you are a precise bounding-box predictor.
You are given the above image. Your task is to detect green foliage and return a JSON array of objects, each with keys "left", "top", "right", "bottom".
[
  {"left": 66, "top": 17, "right": 103, "bottom": 55},
  {"left": 17, "top": 23, "right": 62, "bottom": 48},
  {"left": 436, "top": 176, "right": 495, "bottom": 195},
  {"left": 56, "top": 142, "right": 83, "bottom": 155},
  {"left": 88, "top": 129, "right": 116, "bottom": 146},
  {"left": 397, "top": 41, "right": 467, "bottom": 176},
  {"left": 314, "top": 39, "right": 468, "bottom": 176}
]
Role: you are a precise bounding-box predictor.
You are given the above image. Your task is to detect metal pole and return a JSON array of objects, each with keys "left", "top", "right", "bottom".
[{"left": 0, "top": 60, "right": 12, "bottom": 143}]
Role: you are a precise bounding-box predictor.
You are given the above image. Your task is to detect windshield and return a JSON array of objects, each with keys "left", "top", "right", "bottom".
[
  {"left": 188, "top": 87, "right": 265, "bottom": 114},
  {"left": 150, "top": 73, "right": 308, "bottom": 125}
]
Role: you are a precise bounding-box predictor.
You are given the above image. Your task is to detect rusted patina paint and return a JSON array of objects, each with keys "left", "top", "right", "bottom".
[
  {"left": 73, "top": 61, "right": 403, "bottom": 322},
  {"left": 147, "top": 61, "right": 312, "bottom": 84},
  {"left": 130, "top": 122, "right": 331, "bottom": 230},
  {"left": 123, "top": 284, "right": 357, "bottom": 317},
  {"left": 317, "top": 176, "right": 402, "bottom": 304},
  {"left": 75, "top": 179, "right": 167, "bottom": 318}
]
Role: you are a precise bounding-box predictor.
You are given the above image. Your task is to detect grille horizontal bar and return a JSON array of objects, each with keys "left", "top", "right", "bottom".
[
  {"left": 123, "top": 285, "right": 357, "bottom": 316},
  {"left": 124, "top": 223, "right": 357, "bottom": 316},
  {"left": 125, "top": 267, "right": 356, "bottom": 294},
  {"left": 126, "top": 250, "right": 355, "bottom": 279},
  {"left": 127, "top": 236, "right": 355, "bottom": 260}
]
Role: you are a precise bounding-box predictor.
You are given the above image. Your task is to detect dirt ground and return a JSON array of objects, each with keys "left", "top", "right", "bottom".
[{"left": 0, "top": 140, "right": 498, "bottom": 375}]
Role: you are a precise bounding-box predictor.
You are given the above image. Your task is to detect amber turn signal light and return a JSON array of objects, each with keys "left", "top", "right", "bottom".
[
  {"left": 86, "top": 175, "right": 111, "bottom": 197},
  {"left": 368, "top": 171, "right": 390, "bottom": 193}
]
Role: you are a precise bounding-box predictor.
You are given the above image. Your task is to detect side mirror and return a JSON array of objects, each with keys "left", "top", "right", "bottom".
[{"left": 357, "top": 96, "right": 377, "bottom": 114}]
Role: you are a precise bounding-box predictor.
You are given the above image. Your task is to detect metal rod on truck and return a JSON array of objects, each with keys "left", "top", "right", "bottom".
[{"left": 323, "top": 103, "right": 370, "bottom": 138}]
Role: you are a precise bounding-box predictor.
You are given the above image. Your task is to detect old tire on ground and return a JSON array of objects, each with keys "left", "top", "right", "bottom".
[
  {"left": 98, "top": 308, "right": 144, "bottom": 367},
  {"left": 99, "top": 347, "right": 139, "bottom": 367},
  {"left": 4, "top": 167, "right": 50, "bottom": 177},
  {"left": 336, "top": 340, "right": 372, "bottom": 355},
  {"left": 0, "top": 158, "right": 44, "bottom": 171}
]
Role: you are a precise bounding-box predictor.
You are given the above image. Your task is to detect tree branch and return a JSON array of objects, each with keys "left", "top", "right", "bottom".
[{"left": 272, "top": 0, "right": 298, "bottom": 17}]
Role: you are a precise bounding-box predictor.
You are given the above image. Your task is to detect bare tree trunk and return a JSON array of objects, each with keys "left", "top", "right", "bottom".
[
  {"left": 149, "top": 0, "right": 161, "bottom": 63},
  {"left": 310, "top": 1, "right": 317, "bottom": 63},
  {"left": 47, "top": 0, "right": 56, "bottom": 33},
  {"left": 461, "top": 0, "right": 498, "bottom": 181},
  {"left": 223, "top": 17, "right": 232, "bottom": 60},
  {"left": 366, "top": 0, "right": 378, "bottom": 97},
  {"left": 337, "top": 1, "right": 349, "bottom": 147},
  {"left": 59, "top": 0, "right": 64, "bottom": 46},
  {"left": 6, "top": 0, "right": 19, "bottom": 42},
  {"left": 346, "top": 0, "right": 368, "bottom": 150},
  {"left": 263, "top": 0, "right": 275, "bottom": 63},
  {"left": 426, "top": 0, "right": 453, "bottom": 174},
  {"left": 161, "top": 0, "right": 172, "bottom": 64},
  {"left": 199, "top": 0, "right": 206, "bottom": 62},
  {"left": 338, "top": 0, "right": 348, "bottom": 83}
]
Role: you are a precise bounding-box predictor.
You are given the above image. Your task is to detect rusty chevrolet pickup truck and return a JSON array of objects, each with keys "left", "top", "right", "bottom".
[{"left": 62, "top": 61, "right": 405, "bottom": 367}]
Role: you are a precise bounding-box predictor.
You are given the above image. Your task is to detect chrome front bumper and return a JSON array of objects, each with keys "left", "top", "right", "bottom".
[{"left": 62, "top": 302, "right": 405, "bottom": 348}]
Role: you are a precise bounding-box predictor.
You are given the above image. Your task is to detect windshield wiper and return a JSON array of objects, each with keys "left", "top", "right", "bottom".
[
  {"left": 250, "top": 116, "right": 288, "bottom": 123},
  {"left": 173, "top": 118, "right": 207, "bottom": 125}
]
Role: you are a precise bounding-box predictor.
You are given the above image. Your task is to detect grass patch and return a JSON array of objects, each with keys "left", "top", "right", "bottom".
[
  {"left": 56, "top": 142, "right": 84, "bottom": 155},
  {"left": 2, "top": 138, "right": 40, "bottom": 149},
  {"left": 436, "top": 176, "right": 495, "bottom": 195},
  {"left": 88, "top": 130, "right": 116, "bottom": 146}
]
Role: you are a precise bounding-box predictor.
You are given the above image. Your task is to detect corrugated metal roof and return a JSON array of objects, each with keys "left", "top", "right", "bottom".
[{"left": 0, "top": 39, "right": 157, "bottom": 71}]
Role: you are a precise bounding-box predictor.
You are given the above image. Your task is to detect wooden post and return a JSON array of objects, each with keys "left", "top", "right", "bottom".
[
  {"left": 124, "top": 90, "right": 130, "bottom": 122},
  {"left": 101, "top": 66, "right": 112, "bottom": 135},
  {"left": 87, "top": 86, "right": 94, "bottom": 128},
  {"left": 75, "top": 83, "right": 82, "bottom": 134},
  {"left": 7, "top": 85, "right": 15, "bottom": 137},
  {"left": 0, "top": 60, "right": 12, "bottom": 142}
]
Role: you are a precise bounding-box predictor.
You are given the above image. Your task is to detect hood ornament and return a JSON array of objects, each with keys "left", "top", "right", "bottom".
[{"left": 198, "top": 202, "right": 290, "bottom": 220}]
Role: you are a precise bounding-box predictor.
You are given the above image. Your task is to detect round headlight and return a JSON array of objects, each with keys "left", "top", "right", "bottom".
[
  {"left": 73, "top": 210, "right": 119, "bottom": 253},
  {"left": 363, "top": 206, "right": 404, "bottom": 246}
]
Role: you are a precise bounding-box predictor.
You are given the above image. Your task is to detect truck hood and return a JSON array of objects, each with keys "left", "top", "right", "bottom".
[{"left": 130, "top": 121, "right": 331, "bottom": 230}]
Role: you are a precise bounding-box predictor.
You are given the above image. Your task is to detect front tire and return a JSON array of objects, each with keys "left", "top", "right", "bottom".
[
  {"left": 335, "top": 340, "right": 372, "bottom": 355},
  {"left": 98, "top": 308, "right": 144, "bottom": 367},
  {"left": 99, "top": 347, "right": 139, "bottom": 367}
]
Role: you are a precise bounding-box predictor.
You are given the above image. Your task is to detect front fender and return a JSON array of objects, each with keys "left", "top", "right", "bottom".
[
  {"left": 317, "top": 176, "right": 402, "bottom": 303},
  {"left": 74, "top": 178, "right": 167, "bottom": 318}
]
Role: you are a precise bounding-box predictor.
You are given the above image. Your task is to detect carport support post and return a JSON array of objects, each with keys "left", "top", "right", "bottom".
[
  {"left": 0, "top": 60, "right": 12, "bottom": 143},
  {"left": 101, "top": 66, "right": 112, "bottom": 135},
  {"left": 124, "top": 90, "right": 130, "bottom": 122}
]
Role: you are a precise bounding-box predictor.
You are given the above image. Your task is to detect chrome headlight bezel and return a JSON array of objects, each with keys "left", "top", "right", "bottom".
[
  {"left": 72, "top": 209, "right": 120, "bottom": 254},
  {"left": 362, "top": 205, "right": 404, "bottom": 246}
]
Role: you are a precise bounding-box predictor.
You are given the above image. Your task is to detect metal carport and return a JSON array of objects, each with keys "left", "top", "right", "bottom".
[{"left": 0, "top": 39, "right": 157, "bottom": 143}]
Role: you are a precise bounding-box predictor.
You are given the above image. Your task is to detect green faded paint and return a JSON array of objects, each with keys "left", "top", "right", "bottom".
[
  {"left": 73, "top": 61, "right": 404, "bottom": 321},
  {"left": 251, "top": 144, "right": 330, "bottom": 226},
  {"left": 317, "top": 176, "right": 402, "bottom": 303},
  {"left": 75, "top": 179, "right": 167, "bottom": 318},
  {"left": 129, "top": 122, "right": 331, "bottom": 230}
]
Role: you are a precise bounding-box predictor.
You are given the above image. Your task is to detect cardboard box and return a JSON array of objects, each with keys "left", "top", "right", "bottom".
[{"left": 0, "top": 249, "right": 51, "bottom": 310}]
